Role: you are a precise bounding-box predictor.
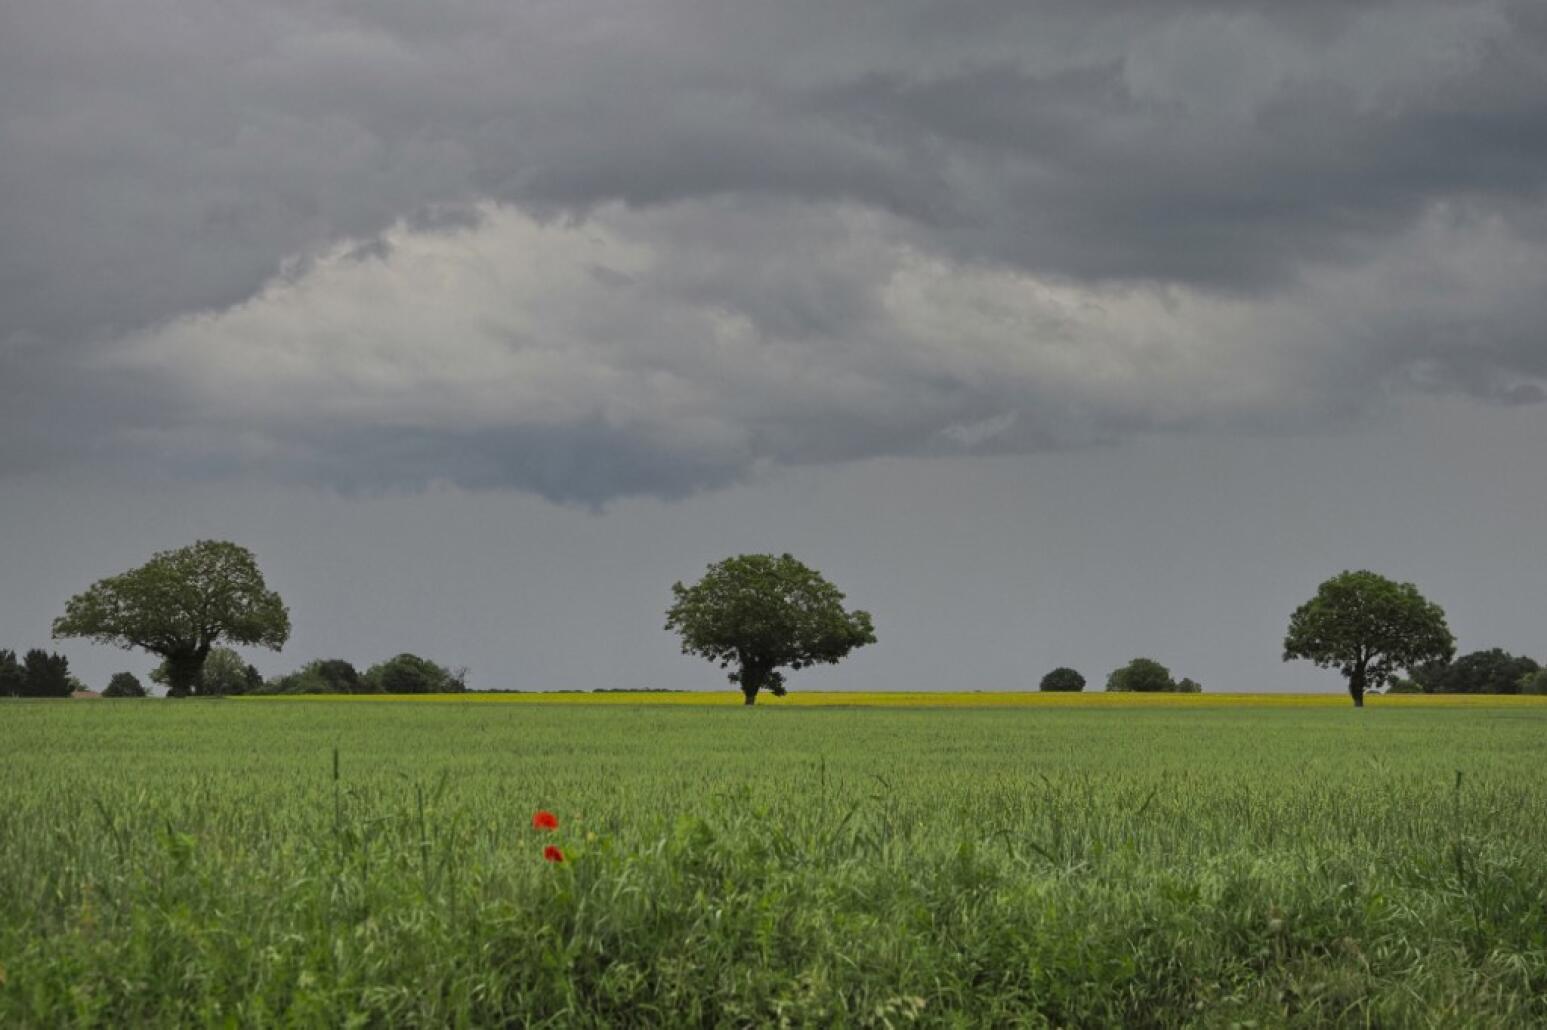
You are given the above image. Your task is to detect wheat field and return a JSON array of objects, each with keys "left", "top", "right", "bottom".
[{"left": 3, "top": 696, "right": 1545, "bottom": 1025}]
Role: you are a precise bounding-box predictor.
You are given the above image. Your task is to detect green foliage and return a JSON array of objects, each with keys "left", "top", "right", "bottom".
[
  {"left": 21, "top": 649, "right": 73, "bottom": 698},
  {"left": 1175, "top": 677, "right": 1203, "bottom": 694},
  {"left": 1105, "top": 657, "right": 1176, "bottom": 693},
  {"left": 151, "top": 646, "right": 263, "bottom": 697},
  {"left": 1038, "top": 667, "right": 1086, "bottom": 692},
  {"left": 263, "top": 668, "right": 335, "bottom": 695},
  {"left": 260, "top": 658, "right": 373, "bottom": 696},
  {"left": 1413, "top": 649, "right": 1539, "bottom": 695},
  {"left": 53, "top": 540, "right": 290, "bottom": 698},
  {"left": 1283, "top": 570, "right": 1454, "bottom": 707},
  {"left": 3, "top": 702, "right": 1547, "bottom": 1025},
  {"left": 0, "top": 649, "right": 22, "bottom": 697},
  {"left": 311, "top": 659, "right": 365, "bottom": 694},
  {"left": 103, "top": 671, "right": 148, "bottom": 698},
  {"left": 665, "top": 553, "right": 876, "bottom": 704},
  {"left": 1384, "top": 677, "right": 1424, "bottom": 694},
  {"left": 362, "top": 654, "right": 465, "bottom": 694},
  {"left": 1520, "top": 669, "right": 1547, "bottom": 696}
]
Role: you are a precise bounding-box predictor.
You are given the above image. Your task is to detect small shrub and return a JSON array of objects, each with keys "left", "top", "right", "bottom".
[
  {"left": 1520, "top": 669, "right": 1547, "bottom": 695},
  {"left": 1039, "top": 667, "right": 1086, "bottom": 692},
  {"left": 1384, "top": 678, "right": 1423, "bottom": 694},
  {"left": 1174, "top": 677, "right": 1203, "bottom": 694}
]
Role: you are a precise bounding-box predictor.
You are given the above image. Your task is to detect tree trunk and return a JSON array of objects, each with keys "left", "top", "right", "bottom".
[
  {"left": 164, "top": 648, "right": 208, "bottom": 699},
  {"left": 1348, "top": 665, "right": 1366, "bottom": 708},
  {"left": 737, "top": 662, "right": 770, "bottom": 706}
]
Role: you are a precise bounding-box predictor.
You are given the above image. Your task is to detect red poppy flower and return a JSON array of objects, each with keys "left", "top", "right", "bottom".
[
  {"left": 531, "top": 810, "right": 558, "bottom": 831},
  {"left": 543, "top": 845, "right": 565, "bottom": 863}
]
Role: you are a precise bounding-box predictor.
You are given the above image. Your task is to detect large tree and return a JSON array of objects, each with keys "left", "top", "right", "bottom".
[
  {"left": 665, "top": 553, "right": 876, "bottom": 705},
  {"left": 53, "top": 540, "right": 290, "bottom": 698},
  {"left": 1283, "top": 570, "right": 1454, "bottom": 708}
]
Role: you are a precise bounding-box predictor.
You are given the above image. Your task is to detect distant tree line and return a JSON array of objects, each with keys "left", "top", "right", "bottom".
[
  {"left": 1388, "top": 649, "right": 1545, "bottom": 695},
  {"left": 253, "top": 653, "right": 467, "bottom": 695},
  {"left": 1037, "top": 659, "right": 1203, "bottom": 694},
  {"left": 0, "top": 648, "right": 76, "bottom": 698},
  {"left": 139, "top": 650, "right": 469, "bottom": 696},
  {"left": 26, "top": 540, "right": 1547, "bottom": 708}
]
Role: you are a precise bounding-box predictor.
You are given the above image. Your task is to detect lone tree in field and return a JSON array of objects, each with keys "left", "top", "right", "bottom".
[
  {"left": 666, "top": 553, "right": 876, "bottom": 705},
  {"left": 1039, "top": 667, "right": 1086, "bottom": 692},
  {"left": 1283, "top": 570, "right": 1453, "bottom": 708},
  {"left": 53, "top": 540, "right": 290, "bottom": 698}
]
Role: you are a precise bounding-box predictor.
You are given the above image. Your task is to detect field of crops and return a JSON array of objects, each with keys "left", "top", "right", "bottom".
[{"left": 3, "top": 696, "right": 1546, "bottom": 1026}]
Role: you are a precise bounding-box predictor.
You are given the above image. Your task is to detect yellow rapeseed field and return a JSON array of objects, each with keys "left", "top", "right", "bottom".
[{"left": 239, "top": 690, "right": 1547, "bottom": 708}]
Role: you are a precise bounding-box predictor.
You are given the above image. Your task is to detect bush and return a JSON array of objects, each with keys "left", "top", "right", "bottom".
[
  {"left": 1520, "top": 669, "right": 1547, "bottom": 696},
  {"left": 1175, "top": 677, "right": 1203, "bottom": 694},
  {"left": 103, "top": 672, "right": 148, "bottom": 698},
  {"left": 1105, "top": 658, "right": 1175, "bottom": 693},
  {"left": 1384, "top": 677, "right": 1424, "bottom": 694},
  {"left": 363, "top": 654, "right": 467, "bottom": 695},
  {"left": 1039, "top": 667, "right": 1086, "bottom": 692}
]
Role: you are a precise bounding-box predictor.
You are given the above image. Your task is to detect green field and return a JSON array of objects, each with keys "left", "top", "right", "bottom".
[{"left": 3, "top": 699, "right": 1546, "bottom": 1026}]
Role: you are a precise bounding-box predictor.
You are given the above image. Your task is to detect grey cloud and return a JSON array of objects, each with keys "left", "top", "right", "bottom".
[{"left": 3, "top": 0, "right": 1546, "bottom": 501}]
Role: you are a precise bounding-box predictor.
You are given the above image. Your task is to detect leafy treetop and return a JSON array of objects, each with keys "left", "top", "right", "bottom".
[
  {"left": 665, "top": 553, "right": 875, "bottom": 705},
  {"left": 1283, "top": 570, "right": 1454, "bottom": 707},
  {"left": 1105, "top": 658, "right": 1176, "bottom": 693},
  {"left": 1039, "top": 667, "right": 1086, "bottom": 692},
  {"left": 53, "top": 540, "right": 289, "bottom": 697}
]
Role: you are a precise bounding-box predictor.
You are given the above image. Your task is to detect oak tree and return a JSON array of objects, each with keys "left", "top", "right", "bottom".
[
  {"left": 666, "top": 554, "right": 875, "bottom": 705},
  {"left": 54, "top": 540, "right": 289, "bottom": 698},
  {"left": 1283, "top": 570, "right": 1453, "bottom": 708}
]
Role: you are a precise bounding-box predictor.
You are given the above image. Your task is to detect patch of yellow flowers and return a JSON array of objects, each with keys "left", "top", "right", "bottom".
[{"left": 241, "top": 690, "right": 1547, "bottom": 708}]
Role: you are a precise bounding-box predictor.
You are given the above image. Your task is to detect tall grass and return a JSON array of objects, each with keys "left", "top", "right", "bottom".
[{"left": 2, "top": 701, "right": 1545, "bottom": 1025}]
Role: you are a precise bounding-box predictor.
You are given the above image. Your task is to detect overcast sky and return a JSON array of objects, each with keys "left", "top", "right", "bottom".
[{"left": 3, "top": 0, "right": 1544, "bottom": 694}]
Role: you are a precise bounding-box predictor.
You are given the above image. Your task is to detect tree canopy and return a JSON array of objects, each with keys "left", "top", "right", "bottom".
[
  {"left": 0, "top": 649, "right": 74, "bottom": 698},
  {"left": 103, "top": 671, "right": 148, "bottom": 698},
  {"left": 665, "top": 553, "right": 876, "bottom": 705},
  {"left": 53, "top": 540, "right": 290, "bottom": 697},
  {"left": 362, "top": 654, "right": 466, "bottom": 694},
  {"left": 1283, "top": 570, "right": 1454, "bottom": 707},
  {"left": 1039, "top": 667, "right": 1086, "bottom": 692},
  {"left": 1105, "top": 658, "right": 1176, "bottom": 693},
  {"left": 0, "top": 650, "right": 23, "bottom": 698},
  {"left": 1413, "top": 649, "right": 1539, "bottom": 695}
]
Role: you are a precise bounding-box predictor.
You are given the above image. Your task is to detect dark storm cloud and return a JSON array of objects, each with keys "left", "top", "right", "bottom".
[{"left": 3, "top": 0, "right": 1546, "bottom": 501}]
